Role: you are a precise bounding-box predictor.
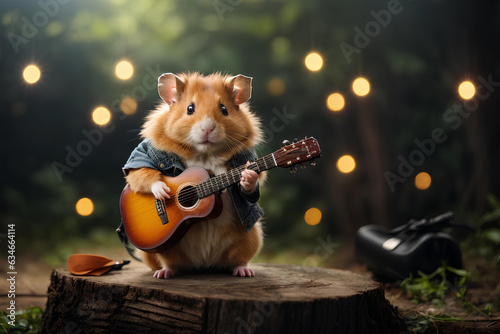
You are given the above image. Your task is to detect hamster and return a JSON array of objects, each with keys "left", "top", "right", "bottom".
[{"left": 125, "top": 72, "right": 266, "bottom": 278}]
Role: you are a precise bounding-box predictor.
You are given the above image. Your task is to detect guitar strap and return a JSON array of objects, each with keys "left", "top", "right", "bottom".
[{"left": 116, "top": 221, "right": 143, "bottom": 262}]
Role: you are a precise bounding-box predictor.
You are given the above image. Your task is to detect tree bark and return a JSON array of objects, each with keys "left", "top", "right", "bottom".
[{"left": 40, "top": 264, "right": 406, "bottom": 334}]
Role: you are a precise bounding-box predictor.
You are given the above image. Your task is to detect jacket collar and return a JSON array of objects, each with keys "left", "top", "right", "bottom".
[{"left": 146, "top": 139, "right": 257, "bottom": 172}]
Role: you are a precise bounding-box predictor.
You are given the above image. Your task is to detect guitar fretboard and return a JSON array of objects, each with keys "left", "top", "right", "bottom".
[{"left": 195, "top": 153, "right": 277, "bottom": 198}]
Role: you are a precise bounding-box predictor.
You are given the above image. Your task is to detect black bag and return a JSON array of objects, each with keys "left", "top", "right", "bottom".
[{"left": 355, "top": 211, "right": 463, "bottom": 281}]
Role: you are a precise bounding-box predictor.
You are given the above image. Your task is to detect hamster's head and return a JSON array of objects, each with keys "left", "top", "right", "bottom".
[{"left": 142, "top": 72, "right": 263, "bottom": 160}]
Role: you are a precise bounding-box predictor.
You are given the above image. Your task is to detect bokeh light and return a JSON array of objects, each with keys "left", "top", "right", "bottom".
[
  {"left": 304, "top": 52, "right": 323, "bottom": 72},
  {"left": 304, "top": 208, "right": 322, "bottom": 225},
  {"left": 76, "top": 198, "right": 94, "bottom": 216},
  {"left": 326, "top": 93, "right": 345, "bottom": 112},
  {"left": 120, "top": 96, "right": 138, "bottom": 115},
  {"left": 458, "top": 81, "right": 475, "bottom": 100},
  {"left": 23, "top": 65, "right": 41, "bottom": 84},
  {"left": 337, "top": 155, "right": 356, "bottom": 173},
  {"left": 267, "top": 78, "right": 286, "bottom": 96},
  {"left": 415, "top": 172, "right": 432, "bottom": 190},
  {"left": 352, "top": 77, "right": 370, "bottom": 96},
  {"left": 92, "top": 107, "right": 111, "bottom": 125},
  {"left": 115, "top": 60, "right": 134, "bottom": 80}
]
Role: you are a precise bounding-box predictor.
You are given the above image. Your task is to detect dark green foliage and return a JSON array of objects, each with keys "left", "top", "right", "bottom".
[
  {"left": 475, "top": 194, "right": 500, "bottom": 268},
  {"left": 0, "top": 307, "right": 44, "bottom": 334},
  {"left": 400, "top": 265, "right": 468, "bottom": 306},
  {"left": 400, "top": 264, "right": 493, "bottom": 316}
]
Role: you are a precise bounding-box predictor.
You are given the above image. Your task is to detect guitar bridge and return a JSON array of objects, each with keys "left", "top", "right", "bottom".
[{"left": 155, "top": 199, "right": 169, "bottom": 225}]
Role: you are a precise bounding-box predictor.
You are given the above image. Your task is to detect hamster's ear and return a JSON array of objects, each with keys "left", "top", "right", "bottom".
[
  {"left": 228, "top": 74, "right": 252, "bottom": 105},
  {"left": 158, "top": 73, "right": 185, "bottom": 105}
]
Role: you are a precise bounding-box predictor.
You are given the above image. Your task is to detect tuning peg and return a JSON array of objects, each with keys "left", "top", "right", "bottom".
[
  {"left": 300, "top": 164, "right": 306, "bottom": 169},
  {"left": 310, "top": 162, "right": 317, "bottom": 167},
  {"left": 290, "top": 166, "right": 297, "bottom": 173},
  {"left": 293, "top": 138, "right": 298, "bottom": 143},
  {"left": 282, "top": 139, "right": 291, "bottom": 146}
]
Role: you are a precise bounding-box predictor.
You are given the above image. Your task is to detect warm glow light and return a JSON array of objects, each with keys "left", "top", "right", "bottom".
[
  {"left": 326, "top": 93, "right": 345, "bottom": 112},
  {"left": 120, "top": 96, "right": 138, "bottom": 115},
  {"left": 415, "top": 172, "right": 432, "bottom": 190},
  {"left": 458, "top": 81, "right": 475, "bottom": 100},
  {"left": 337, "top": 155, "right": 356, "bottom": 174},
  {"left": 352, "top": 77, "right": 370, "bottom": 96},
  {"left": 304, "top": 208, "right": 322, "bottom": 225},
  {"left": 267, "top": 78, "right": 285, "bottom": 96},
  {"left": 115, "top": 60, "right": 134, "bottom": 80},
  {"left": 23, "top": 65, "right": 41, "bottom": 84},
  {"left": 76, "top": 198, "right": 94, "bottom": 216},
  {"left": 92, "top": 107, "right": 111, "bottom": 125},
  {"left": 304, "top": 52, "right": 323, "bottom": 72}
]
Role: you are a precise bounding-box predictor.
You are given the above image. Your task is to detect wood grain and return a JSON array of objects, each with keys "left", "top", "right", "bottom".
[{"left": 40, "top": 264, "right": 406, "bottom": 333}]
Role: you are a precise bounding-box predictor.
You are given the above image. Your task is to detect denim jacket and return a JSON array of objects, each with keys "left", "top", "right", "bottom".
[{"left": 122, "top": 139, "right": 264, "bottom": 231}]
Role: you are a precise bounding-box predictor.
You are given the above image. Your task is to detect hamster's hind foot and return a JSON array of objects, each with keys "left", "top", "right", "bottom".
[
  {"left": 153, "top": 268, "right": 175, "bottom": 279},
  {"left": 232, "top": 266, "right": 255, "bottom": 277}
]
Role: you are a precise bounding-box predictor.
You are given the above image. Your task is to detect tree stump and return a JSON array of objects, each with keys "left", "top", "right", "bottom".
[{"left": 40, "top": 264, "right": 406, "bottom": 333}]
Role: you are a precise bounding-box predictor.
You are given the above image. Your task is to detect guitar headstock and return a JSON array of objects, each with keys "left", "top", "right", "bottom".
[{"left": 273, "top": 137, "right": 321, "bottom": 170}]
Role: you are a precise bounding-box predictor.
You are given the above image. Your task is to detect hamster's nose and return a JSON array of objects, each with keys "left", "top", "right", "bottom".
[{"left": 201, "top": 124, "right": 216, "bottom": 135}]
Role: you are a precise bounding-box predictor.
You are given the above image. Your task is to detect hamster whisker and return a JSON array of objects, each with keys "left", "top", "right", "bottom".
[
  {"left": 221, "top": 136, "right": 245, "bottom": 158},
  {"left": 223, "top": 132, "right": 248, "bottom": 148},
  {"left": 223, "top": 135, "right": 256, "bottom": 162},
  {"left": 223, "top": 141, "right": 242, "bottom": 159},
  {"left": 223, "top": 135, "right": 249, "bottom": 155}
]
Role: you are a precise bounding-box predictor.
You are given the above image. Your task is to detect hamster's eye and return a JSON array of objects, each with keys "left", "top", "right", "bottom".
[
  {"left": 220, "top": 104, "right": 228, "bottom": 116},
  {"left": 187, "top": 103, "right": 195, "bottom": 115}
]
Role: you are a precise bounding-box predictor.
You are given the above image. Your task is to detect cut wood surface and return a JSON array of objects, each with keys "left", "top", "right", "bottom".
[{"left": 40, "top": 263, "right": 406, "bottom": 333}]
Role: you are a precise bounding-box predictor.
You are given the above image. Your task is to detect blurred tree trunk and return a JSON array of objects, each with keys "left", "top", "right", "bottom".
[
  {"left": 460, "top": 0, "right": 498, "bottom": 213},
  {"left": 354, "top": 98, "right": 390, "bottom": 228},
  {"left": 328, "top": 96, "right": 390, "bottom": 239}
]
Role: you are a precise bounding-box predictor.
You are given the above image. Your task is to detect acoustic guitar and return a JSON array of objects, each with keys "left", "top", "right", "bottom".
[{"left": 120, "top": 137, "right": 321, "bottom": 252}]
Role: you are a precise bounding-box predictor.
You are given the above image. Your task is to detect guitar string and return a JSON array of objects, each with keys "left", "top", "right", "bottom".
[
  {"left": 183, "top": 152, "right": 284, "bottom": 197},
  {"left": 171, "top": 146, "right": 311, "bottom": 204},
  {"left": 170, "top": 147, "right": 311, "bottom": 204},
  {"left": 171, "top": 154, "right": 277, "bottom": 203},
  {"left": 174, "top": 147, "right": 311, "bottom": 203},
  {"left": 172, "top": 155, "right": 277, "bottom": 203}
]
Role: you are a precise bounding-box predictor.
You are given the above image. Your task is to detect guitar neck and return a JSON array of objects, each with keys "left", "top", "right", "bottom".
[{"left": 196, "top": 153, "right": 277, "bottom": 198}]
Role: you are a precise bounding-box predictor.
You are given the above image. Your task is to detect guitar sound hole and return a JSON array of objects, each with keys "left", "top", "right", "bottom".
[{"left": 178, "top": 185, "right": 199, "bottom": 208}]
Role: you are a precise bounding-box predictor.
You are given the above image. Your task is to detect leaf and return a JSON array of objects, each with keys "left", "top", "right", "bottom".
[
  {"left": 486, "top": 193, "right": 500, "bottom": 210},
  {"left": 483, "top": 228, "right": 500, "bottom": 244},
  {"left": 445, "top": 266, "right": 469, "bottom": 277},
  {"left": 482, "top": 305, "right": 493, "bottom": 316},
  {"left": 480, "top": 209, "right": 500, "bottom": 224}
]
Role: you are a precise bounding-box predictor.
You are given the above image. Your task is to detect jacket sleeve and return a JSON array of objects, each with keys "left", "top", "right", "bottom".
[
  {"left": 122, "top": 139, "right": 158, "bottom": 175},
  {"left": 227, "top": 148, "right": 267, "bottom": 231},
  {"left": 233, "top": 148, "right": 262, "bottom": 203},
  {"left": 238, "top": 181, "right": 261, "bottom": 203}
]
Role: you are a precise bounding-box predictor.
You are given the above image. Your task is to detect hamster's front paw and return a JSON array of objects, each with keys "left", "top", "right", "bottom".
[
  {"left": 151, "top": 181, "right": 171, "bottom": 199},
  {"left": 153, "top": 268, "right": 175, "bottom": 279},
  {"left": 233, "top": 266, "right": 255, "bottom": 277},
  {"left": 240, "top": 167, "right": 258, "bottom": 193}
]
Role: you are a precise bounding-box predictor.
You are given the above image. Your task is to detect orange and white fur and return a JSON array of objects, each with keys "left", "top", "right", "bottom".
[{"left": 125, "top": 72, "right": 265, "bottom": 278}]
